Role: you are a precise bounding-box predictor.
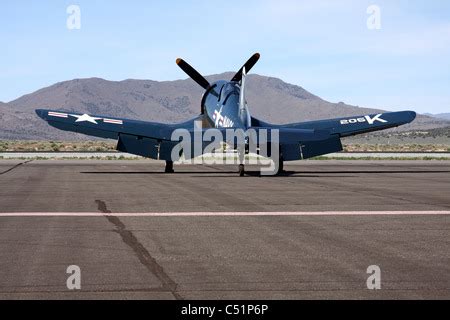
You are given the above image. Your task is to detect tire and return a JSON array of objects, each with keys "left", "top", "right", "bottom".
[{"left": 239, "top": 164, "right": 245, "bottom": 177}]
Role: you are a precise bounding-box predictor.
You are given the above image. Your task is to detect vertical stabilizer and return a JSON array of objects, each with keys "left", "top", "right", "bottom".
[{"left": 239, "top": 67, "right": 251, "bottom": 128}]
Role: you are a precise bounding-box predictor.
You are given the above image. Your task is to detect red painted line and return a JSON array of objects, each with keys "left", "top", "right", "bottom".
[{"left": 0, "top": 211, "right": 449, "bottom": 217}]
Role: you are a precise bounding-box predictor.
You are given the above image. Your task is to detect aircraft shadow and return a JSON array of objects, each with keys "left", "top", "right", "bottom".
[
  {"left": 80, "top": 169, "right": 450, "bottom": 177},
  {"left": 288, "top": 170, "right": 450, "bottom": 174},
  {"left": 80, "top": 171, "right": 239, "bottom": 175},
  {"left": 80, "top": 170, "right": 351, "bottom": 178}
]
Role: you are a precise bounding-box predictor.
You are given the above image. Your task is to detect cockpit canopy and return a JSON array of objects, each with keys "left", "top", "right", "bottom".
[{"left": 219, "top": 82, "right": 240, "bottom": 104}]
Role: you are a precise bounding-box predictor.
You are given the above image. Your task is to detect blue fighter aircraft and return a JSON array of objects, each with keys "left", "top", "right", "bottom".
[{"left": 36, "top": 53, "right": 416, "bottom": 176}]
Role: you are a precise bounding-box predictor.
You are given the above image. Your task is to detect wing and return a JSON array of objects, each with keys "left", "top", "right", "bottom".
[
  {"left": 280, "top": 111, "right": 417, "bottom": 137},
  {"left": 35, "top": 109, "right": 198, "bottom": 140},
  {"left": 35, "top": 109, "right": 208, "bottom": 160},
  {"left": 250, "top": 111, "right": 416, "bottom": 160}
]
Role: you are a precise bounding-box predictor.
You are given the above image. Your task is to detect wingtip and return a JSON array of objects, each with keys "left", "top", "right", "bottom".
[
  {"left": 405, "top": 110, "right": 417, "bottom": 122},
  {"left": 35, "top": 109, "right": 46, "bottom": 119}
]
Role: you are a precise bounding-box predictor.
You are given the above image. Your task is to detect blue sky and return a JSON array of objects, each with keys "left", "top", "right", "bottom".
[{"left": 1, "top": 0, "right": 450, "bottom": 113}]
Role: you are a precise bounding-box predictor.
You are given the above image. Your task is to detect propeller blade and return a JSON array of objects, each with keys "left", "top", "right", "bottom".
[
  {"left": 176, "top": 58, "right": 210, "bottom": 90},
  {"left": 231, "top": 53, "right": 260, "bottom": 82}
]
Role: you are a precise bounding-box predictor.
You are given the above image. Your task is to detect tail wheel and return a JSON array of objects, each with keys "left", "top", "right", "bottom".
[{"left": 238, "top": 164, "right": 245, "bottom": 177}]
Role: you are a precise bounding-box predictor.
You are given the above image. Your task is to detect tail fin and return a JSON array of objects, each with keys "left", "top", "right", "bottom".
[{"left": 239, "top": 67, "right": 252, "bottom": 128}]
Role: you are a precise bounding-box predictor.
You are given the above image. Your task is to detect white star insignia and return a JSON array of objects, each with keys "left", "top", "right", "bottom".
[{"left": 70, "top": 113, "right": 102, "bottom": 124}]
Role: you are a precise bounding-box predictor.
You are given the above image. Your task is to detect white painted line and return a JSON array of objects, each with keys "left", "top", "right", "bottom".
[{"left": 0, "top": 211, "right": 449, "bottom": 217}]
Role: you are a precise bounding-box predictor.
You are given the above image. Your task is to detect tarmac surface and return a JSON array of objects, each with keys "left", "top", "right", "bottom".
[{"left": 0, "top": 159, "right": 449, "bottom": 299}]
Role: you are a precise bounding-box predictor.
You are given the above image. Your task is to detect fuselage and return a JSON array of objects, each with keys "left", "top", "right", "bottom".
[{"left": 201, "top": 80, "right": 250, "bottom": 130}]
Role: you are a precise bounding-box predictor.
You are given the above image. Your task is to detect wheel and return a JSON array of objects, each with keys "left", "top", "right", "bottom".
[
  {"left": 276, "top": 157, "right": 284, "bottom": 175},
  {"left": 239, "top": 164, "right": 245, "bottom": 176},
  {"left": 279, "top": 158, "right": 284, "bottom": 172},
  {"left": 165, "top": 161, "right": 174, "bottom": 173}
]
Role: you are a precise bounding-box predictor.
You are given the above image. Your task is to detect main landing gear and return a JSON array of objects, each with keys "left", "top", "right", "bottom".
[
  {"left": 276, "top": 156, "right": 284, "bottom": 175},
  {"left": 165, "top": 160, "right": 174, "bottom": 173}
]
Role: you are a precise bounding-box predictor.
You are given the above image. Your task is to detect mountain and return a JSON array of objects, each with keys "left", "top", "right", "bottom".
[
  {"left": 1, "top": 73, "right": 449, "bottom": 140},
  {"left": 0, "top": 101, "right": 58, "bottom": 140},
  {"left": 424, "top": 113, "right": 450, "bottom": 121}
]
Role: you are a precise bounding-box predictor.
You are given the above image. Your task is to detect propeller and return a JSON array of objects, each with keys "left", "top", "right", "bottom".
[
  {"left": 176, "top": 53, "right": 260, "bottom": 89},
  {"left": 231, "top": 53, "right": 260, "bottom": 82},
  {"left": 176, "top": 58, "right": 210, "bottom": 90}
]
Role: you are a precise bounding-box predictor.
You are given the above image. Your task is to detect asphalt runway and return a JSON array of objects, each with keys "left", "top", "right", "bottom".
[{"left": 0, "top": 159, "right": 449, "bottom": 299}]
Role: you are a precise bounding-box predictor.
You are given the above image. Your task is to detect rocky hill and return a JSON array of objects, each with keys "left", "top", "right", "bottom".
[{"left": 1, "top": 73, "right": 448, "bottom": 140}]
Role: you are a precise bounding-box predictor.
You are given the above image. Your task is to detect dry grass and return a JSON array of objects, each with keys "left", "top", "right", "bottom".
[
  {"left": 0, "top": 140, "right": 449, "bottom": 152},
  {"left": 0, "top": 140, "right": 116, "bottom": 152},
  {"left": 343, "top": 143, "right": 450, "bottom": 152}
]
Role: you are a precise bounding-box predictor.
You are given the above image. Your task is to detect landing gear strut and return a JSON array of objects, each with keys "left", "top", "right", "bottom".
[
  {"left": 165, "top": 160, "right": 174, "bottom": 173},
  {"left": 238, "top": 164, "right": 245, "bottom": 176},
  {"left": 276, "top": 156, "right": 284, "bottom": 175}
]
